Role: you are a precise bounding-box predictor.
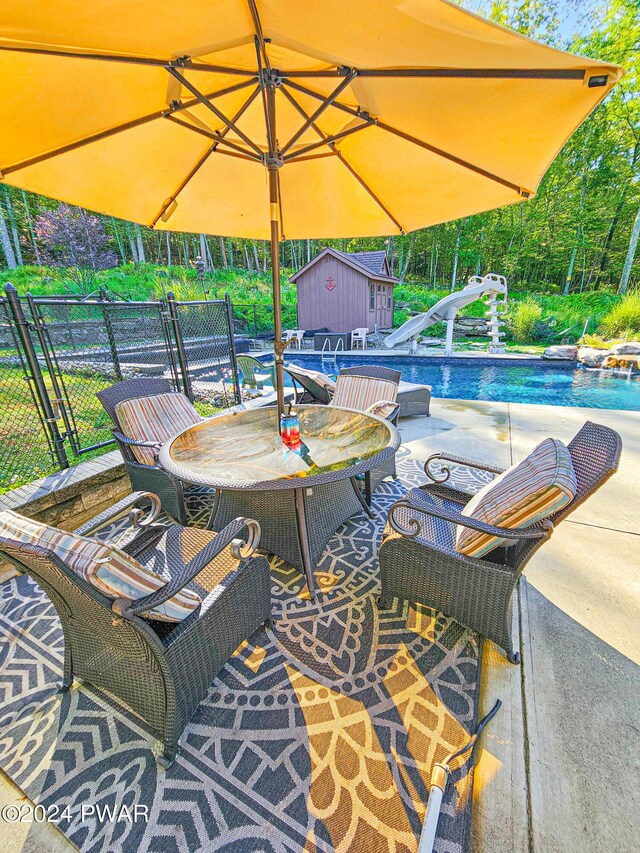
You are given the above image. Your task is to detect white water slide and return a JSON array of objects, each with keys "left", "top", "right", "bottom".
[{"left": 385, "top": 273, "right": 508, "bottom": 355}]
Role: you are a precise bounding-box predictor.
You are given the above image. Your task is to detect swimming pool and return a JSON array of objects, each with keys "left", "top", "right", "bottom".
[{"left": 275, "top": 354, "right": 640, "bottom": 411}]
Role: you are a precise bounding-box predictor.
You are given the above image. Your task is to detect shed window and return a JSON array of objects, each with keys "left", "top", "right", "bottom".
[
  {"left": 369, "top": 283, "right": 375, "bottom": 311},
  {"left": 387, "top": 295, "right": 392, "bottom": 309}
]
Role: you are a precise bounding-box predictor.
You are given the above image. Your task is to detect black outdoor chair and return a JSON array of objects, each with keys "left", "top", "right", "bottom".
[
  {"left": 333, "top": 365, "right": 401, "bottom": 506},
  {"left": 97, "top": 378, "right": 196, "bottom": 523},
  {"left": 0, "top": 492, "right": 272, "bottom": 766},
  {"left": 378, "top": 421, "right": 622, "bottom": 662}
]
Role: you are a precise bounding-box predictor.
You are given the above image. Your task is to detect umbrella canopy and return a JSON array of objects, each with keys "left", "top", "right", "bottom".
[{"left": 0, "top": 0, "right": 624, "bottom": 415}]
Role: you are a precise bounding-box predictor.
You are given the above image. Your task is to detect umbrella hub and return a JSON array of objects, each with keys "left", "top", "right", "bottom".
[{"left": 263, "top": 69, "right": 284, "bottom": 89}]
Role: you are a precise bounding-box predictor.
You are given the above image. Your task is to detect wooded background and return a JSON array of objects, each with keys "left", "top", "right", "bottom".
[{"left": 1, "top": 0, "right": 638, "bottom": 296}]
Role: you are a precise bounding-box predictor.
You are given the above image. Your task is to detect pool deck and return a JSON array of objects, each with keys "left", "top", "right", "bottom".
[
  {"left": 1, "top": 398, "right": 638, "bottom": 852},
  {"left": 399, "top": 399, "right": 639, "bottom": 853}
]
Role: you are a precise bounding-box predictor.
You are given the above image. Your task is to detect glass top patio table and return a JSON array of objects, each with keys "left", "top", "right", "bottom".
[{"left": 158, "top": 404, "right": 399, "bottom": 490}]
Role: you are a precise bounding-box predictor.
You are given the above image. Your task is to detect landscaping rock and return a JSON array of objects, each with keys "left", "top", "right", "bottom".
[
  {"left": 577, "top": 346, "right": 609, "bottom": 367},
  {"left": 611, "top": 342, "right": 640, "bottom": 356},
  {"left": 601, "top": 354, "right": 640, "bottom": 371},
  {"left": 542, "top": 345, "right": 578, "bottom": 360},
  {"left": 453, "top": 316, "right": 490, "bottom": 337}
]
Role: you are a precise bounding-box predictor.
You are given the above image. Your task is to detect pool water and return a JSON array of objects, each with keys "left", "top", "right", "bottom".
[{"left": 277, "top": 355, "right": 640, "bottom": 411}]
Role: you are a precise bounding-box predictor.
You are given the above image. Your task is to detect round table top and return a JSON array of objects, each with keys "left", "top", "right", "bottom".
[{"left": 159, "top": 404, "right": 400, "bottom": 490}]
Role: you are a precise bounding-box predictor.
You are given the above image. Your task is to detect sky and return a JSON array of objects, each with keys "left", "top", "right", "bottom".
[{"left": 461, "top": 0, "right": 606, "bottom": 45}]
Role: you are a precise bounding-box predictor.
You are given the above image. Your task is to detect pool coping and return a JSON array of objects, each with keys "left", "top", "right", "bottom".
[{"left": 257, "top": 349, "right": 579, "bottom": 369}]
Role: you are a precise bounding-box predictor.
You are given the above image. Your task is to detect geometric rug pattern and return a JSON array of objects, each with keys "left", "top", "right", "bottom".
[{"left": 0, "top": 457, "right": 484, "bottom": 853}]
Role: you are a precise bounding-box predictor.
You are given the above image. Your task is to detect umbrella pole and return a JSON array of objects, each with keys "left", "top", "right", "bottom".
[{"left": 268, "top": 164, "right": 285, "bottom": 423}]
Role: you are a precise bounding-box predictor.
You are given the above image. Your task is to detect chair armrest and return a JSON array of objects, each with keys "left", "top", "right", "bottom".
[
  {"left": 424, "top": 452, "right": 505, "bottom": 485},
  {"left": 388, "top": 491, "right": 553, "bottom": 542},
  {"left": 120, "top": 517, "right": 262, "bottom": 618},
  {"left": 113, "top": 429, "right": 161, "bottom": 452},
  {"left": 75, "top": 491, "right": 162, "bottom": 537}
]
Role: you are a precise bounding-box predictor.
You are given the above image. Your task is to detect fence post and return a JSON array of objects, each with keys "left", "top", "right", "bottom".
[
  {"left": 158, "top": 298, "right": 181, "bottom": 392},
  {"left": 4, "top": 283, "right": 69, "bottom": 471},
  {"left": 25, "top": 292, "right": 80, "bottom": 456},
  {"left": 225, "top": 293, "right": 242, "bottom": 406},
  {"left": 166, "top": 291, "right": 193, "bottom": 401},
  {"left": 100, "top": 302, "right": 123, "bottom": 381}
]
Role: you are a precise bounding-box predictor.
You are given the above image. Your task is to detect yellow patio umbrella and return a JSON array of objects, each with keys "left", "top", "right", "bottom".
[{"left": 0, "top": 0, "right": 624, "bottom": 416}]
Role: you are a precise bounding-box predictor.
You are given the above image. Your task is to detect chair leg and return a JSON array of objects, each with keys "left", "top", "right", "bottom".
[
  {"left": 364, "top": 471, "right": 373, "bottom": 508},
  {"left": 58, "top": 646, "right": 73, "bottom": 692},
  {"left": 377, "top": 595, "right": 391, "bottom": 609},
  {"left": 157, "top": 748, "right": 175, "bottom": 769},
  {"left": 350, "top": 477, "right": 374, "bottom": 519}
]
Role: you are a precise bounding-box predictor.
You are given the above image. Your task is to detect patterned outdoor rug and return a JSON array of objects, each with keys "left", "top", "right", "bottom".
[{"left": 0, "top": 458, "right": 483, "bottom": 853}]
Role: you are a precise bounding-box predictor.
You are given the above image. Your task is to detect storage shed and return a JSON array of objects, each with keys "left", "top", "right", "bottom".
[{"left": 291, "top": 248, "right": 398, "bottom": 333}]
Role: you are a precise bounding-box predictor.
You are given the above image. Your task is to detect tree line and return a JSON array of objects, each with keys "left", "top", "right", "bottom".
[{"left": 0, "top": 0, "right": 638, "bottom": 295}]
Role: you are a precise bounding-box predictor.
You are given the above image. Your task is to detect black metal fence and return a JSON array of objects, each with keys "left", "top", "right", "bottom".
[
  {"left": 232, "top": 302, "right": 298, "bottom": 340},
  {"left": 0, "top": 284, "right": 240, "bottom": 492}
]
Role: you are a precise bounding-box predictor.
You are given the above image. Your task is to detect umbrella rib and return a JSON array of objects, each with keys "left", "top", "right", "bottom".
[
  {"left": 284, "top": 151, "right": 337, "bottom": 162},
  {"left": 279, "top": 67, "right": 588, "bottom": 81},
  {"left": 284, "top": 121, "right": 375, "bottom": 161},
  {"left": 284, "top": 79, "right": 530, "bottom": 196},
  {"left": 374, "top": 119, "right": 529, "bottom": 194},
  {"left": 0, "top": 79, "right": 256, "bottom": 176},
  {"left": 280, "top": 85, "right": 404, "bottom": 233},
  {"left": 165, "top": 114, "right": 262, "bottom": 160},
  {"left": 150, "top": 144, "right": 216, "bottom": 226},
  {"left": 246, "top": 0, "right": 271, "bottom": 73},
  {"left": 151, "top": 85, "right": 262, "bottom": 226},
  {"left": 166, "top": 67, "right": 264, "bottom": 158},
  {"left": 280, "top": 71, "right": 357, "bottom": 157},
  {"left": 0, "top": 42, "right": 251, "bottom": 74}
]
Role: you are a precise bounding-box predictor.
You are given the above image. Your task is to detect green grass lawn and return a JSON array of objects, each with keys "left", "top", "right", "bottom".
[{"left": 0, "top": 363, "right": 223, "bottom": 493}]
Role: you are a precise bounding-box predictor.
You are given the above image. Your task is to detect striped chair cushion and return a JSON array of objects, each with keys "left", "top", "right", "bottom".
[
  {"left": 332, "top": 375, "right": 398, "bottom": 412},
  {"left": 0, "top": 510, "right": 201, "bottom": 622},
  {"left": 456, "top": 438, "right": 577, "bottom": 558},
  {"left": 115, "top": 393, "right": 201, "bottom": 465}
]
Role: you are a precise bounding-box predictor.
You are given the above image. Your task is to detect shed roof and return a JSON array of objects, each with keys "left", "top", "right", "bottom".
[
  {"left": 336, "top": 250, "right": 388, "bottom": 275},
  {"left": 290, "top": 247, "right": 398, "bottom": 284}
]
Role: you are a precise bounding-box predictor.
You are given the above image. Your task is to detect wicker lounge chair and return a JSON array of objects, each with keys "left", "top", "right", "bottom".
[
  {"left": 0, "top": 492, "right": 272, "bottom": 766},
  {"left": 378, "top": 421, "right": 621, "bottom": 662},
  {"left": 333, "top": 366, "right": 401, "bottom": 506},
  {"left": 237, "top": 355, "right": 276, "bottom": 391},
  {"left": 97, "top": 378, "right": 199, "bottom": 523},
  {"left": 285, "top": 364, "right": 430, "bottom": 416},
  {"left": 285, "top": 364, "right": 335, "bottom": 404}
]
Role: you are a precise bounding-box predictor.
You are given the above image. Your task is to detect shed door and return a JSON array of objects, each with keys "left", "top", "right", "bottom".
[{"left": 376, "top": 285, "right": 386, "bottom": 329}]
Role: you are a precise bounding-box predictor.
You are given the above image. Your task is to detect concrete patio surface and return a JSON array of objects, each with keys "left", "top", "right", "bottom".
[
  {"left": 1, "top": 397, "right": 638, "bottom": 852},
  {"left": 399, "top": 398, "right": 640, "bottom": 853}
]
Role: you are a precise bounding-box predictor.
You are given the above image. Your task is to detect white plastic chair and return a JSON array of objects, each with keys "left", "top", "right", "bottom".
[
  {"left": 352, "top": 328, "right": 368, "bottom": 350},
  {"left": 285, "top": 329, "right": 304, "bottom": 349}
]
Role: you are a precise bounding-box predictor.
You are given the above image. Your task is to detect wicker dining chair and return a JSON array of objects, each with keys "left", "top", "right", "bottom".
[
  {"left": 378, "top": 421, "right": 622, "bottom": 662},
  {"left": 0, "top": 492, "right": 272, "bottom": 767},
  {"left": 333, "top": 365, "right": 401, "bottom": 506},
  {"left": 97, "top": 378, "right": 197, "bottom": 523}
]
